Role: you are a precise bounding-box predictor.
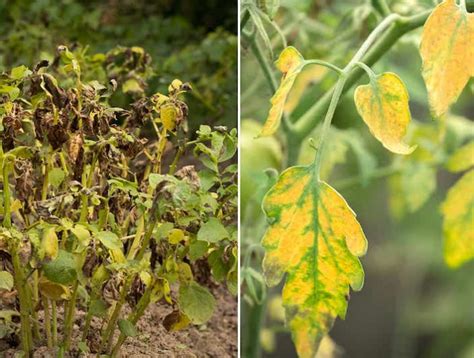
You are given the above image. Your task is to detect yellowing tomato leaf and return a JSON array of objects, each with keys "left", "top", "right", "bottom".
[
  {"left": 441, "top": 169, "right": 474, "bottom": 268},
  {"left": 261, "top": 165, "right": 367, "bottom": 358},
  {"left": 285, "top": 65, "right": 326, "bottom": 114},
  {"left": 354, "top": 72, "right": 415, "bottom": 155},
  {"left": 260, "top": 47, "right": 305, "bottom": 136},
  {"left": 446, "top": 141, "right": 474, "bottom": 173},
  {"left": 420, "top": 0, "right": 474, "bottom": 117}
]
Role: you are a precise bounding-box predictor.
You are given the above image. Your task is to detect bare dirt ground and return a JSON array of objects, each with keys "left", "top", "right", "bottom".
[{"left": 0, "top": 286, "right": 237, "bottom": 358}]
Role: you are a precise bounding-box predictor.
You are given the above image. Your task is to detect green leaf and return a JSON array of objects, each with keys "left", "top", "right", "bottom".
[
  {"left": 122, "top": 79, "right": 143, "bottom": 93},
  {"left": 261, "top": 165, "right": 367, "bottom": 357},
  {"left": 0, "top": 271, "right": 14, "bottom": 291},
  {"left": 118, "top": 319, "right": 138, "bottom": 337},
  {"left": 96, "top": 231, "right": 122, "bottom": 250},
  {"left": 188, "top": 240, "right": 209, "bottom": 260},
  {"left": 49, "top": 168, "right": 66, "bottom": 189},
  {"left": 10, "top": 66, "right": 31, "bottom": 80},
  {"left": 208, "top": 249, "right": 227, "bottom": 282},
  {"left": 43, "top": 250, "right": 77, "bottom": 285},
  {"left": 89, "top": 299, "right": 108, "bottom": 318},
  {"left": 178, "top": 282, "right": 216, "bottom": 325},
  {"left": 197, "top": 218, "right": 229, "bottom": 243},
  {"left": 71, "top": 225, "right": 91, "bottom": 247}
]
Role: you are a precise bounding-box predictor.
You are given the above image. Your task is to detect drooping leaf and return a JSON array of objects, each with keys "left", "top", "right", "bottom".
[
  {"left": 441, "top": 170, "right": 474, "bottom": 268},
  {"left": 41, "top": 227, "right": 59, "bottom": 260},
  {"left": 178, "top": 282, "right": 216, "bottom": 325},
  {"left": 260, "top": 47, "right": 305, "bottom": 136},
  {"left": 354, "top": 72, "right": 415, "bottom": 155},
  {"left": 38, "top": 278, "right": 70, "bottom": 300},
  {"left": 261, "top": 165, "right": 367, "bottom": 358},
  {"left": 163, "top": 310, "right": 191, "bottom": 332},
  {"left": 420, "top": 0, "right": 474, "bottom": 117},
  {"left": 446, "top": 141, "right": 474, "bottom": 173}
]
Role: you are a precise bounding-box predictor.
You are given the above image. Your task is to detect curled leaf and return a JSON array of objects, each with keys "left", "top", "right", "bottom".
[
  {"left": 260, "top": 47, "right": 305, "bottom": 136},
  {"left": 354, "top": 72, "right": 415, "bottom": 155},
  {"left": 442, "top": 169, "right": 474, "bottom": 268},
  {"left": 262, "top": 165, "right": 367, "bottom": 357},
  {"left": 420, "top": 0, "right": 474, "bottom": 117}
]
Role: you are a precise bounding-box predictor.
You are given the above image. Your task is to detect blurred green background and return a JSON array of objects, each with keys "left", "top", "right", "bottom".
[
  {"left": 241, "top": 0, "right": 474, "bottom": 357},
  {"left": 0, "top": 0, "right": 237, "bottom": 130}
]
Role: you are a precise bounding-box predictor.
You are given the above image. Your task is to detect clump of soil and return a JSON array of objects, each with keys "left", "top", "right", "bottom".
[{"left": 1, "top": 286, "right": 236, "bottom": 357}]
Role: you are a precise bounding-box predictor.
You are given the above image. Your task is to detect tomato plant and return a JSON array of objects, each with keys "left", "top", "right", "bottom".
[
  {"left": 241, "top": 0, "right": 473, "bottom": 357},
  {"left": 0, "top": 46, "right": 237, "bottom": 356}
]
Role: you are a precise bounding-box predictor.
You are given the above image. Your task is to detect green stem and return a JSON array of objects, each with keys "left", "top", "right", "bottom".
[
  {"left": 62, "top": 280, "right": 79, "bottom": 351},
  {"left": 2, "top": 159, "right": 12, "bottom": 228},
  {"left": 304, "top": 60, "right": 343, "bottom": 75},
  {"left": 244, "top": 299, "right": 266, "bottom": 358},
  {"left": 334, "top": 164, "right": 400, "bottom": 190},
  {"left": 100, "top": 276, "right": 133, "bottom": 353},
  {"left": 52, "top": 300, "right": 58, "bottom": 346},
  {"left": 371, "top": 0, "right": 391, "bottom": 17},
  {"left": 110, "top": 280, "right": 154, "bottom": 356},
  {"left": 11, "top": 244, "right": 33, "bottom": 355},
  {"left": 292, "top": 9, "right": 449, "bottom": 141},
  {"left": 42, "top": 296, "right": 53, "bottom": 348}
]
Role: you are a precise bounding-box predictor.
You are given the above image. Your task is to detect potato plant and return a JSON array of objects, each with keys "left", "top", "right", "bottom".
[
  {"left": 241, "top": 0, "right": 473, "bottom": 357},
  {"left": 0, "top": 46, "right": 237, "bottom": 356}
]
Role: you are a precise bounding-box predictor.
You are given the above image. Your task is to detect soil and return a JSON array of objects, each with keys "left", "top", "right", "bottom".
[{"left": 0, "top": 286, "right": 237, "bottom": 358}]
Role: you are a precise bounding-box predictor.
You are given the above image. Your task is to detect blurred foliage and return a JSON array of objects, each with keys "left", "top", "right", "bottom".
[
  {"left": 0, "top": 0, "right": 237, "bottom": 130},
  {"left": 241, "top": 0, "right": 473, "bottom": 357}
]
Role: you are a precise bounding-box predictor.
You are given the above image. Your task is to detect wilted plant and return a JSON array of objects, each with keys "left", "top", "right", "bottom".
[{"left": 0, "top": 46, "right": 237, "bottom": 356}]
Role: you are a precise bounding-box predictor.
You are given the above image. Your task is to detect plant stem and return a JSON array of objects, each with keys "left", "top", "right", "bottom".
[
  {"left": 62, "top": 280, "right": 79, "bottom": 351},
  {"left": 334, "top": 164, "right": 400, "bottom": 190},
  {"left": 244, "top": 299, "right": 266, "bottom": 358},
  {"left": 52, "top": 300, "right": 58, "bottom": 345},
  {"left": 42, "top": 296, "right": 53, "bottom": 348},
  {"left": 11, "top": 243, "right": 33, "bottom": 355},
  {"left": 110, "top": 280, "right": 154, "bottom": 356},
  {"left": 371, "top": 0, "right": 391, "bottom": 17},
  {"left": 100, "top": 276, "right": 133, "bottom": 353},
  {"left": 2, "top": 159, "right": 12, "bottom": 228}
]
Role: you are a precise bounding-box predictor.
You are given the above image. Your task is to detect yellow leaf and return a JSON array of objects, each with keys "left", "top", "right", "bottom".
[
  {"left": 446, "top": 141, "right": 474, "bottom": 173},
  {"left": 161, "top": 105, "right": 178, "bottom": 131},
  {"left": 163, "top": 310, "right": 191, "bottom": 332},
  {"left": 260, "top": 47, "right": 305, "bottom": 136},
  {"left": 41, "top": 227, "right": 58, "bottom": 260},
  {"left": 354, "top": 72, "right": 415, "bottom": 155},
  {"left": 420, "top": 0, "right": 474, "bottom": 117},
  {"left": 39, "top": 277, "right": 70, "bottom": 301},
  {"left": 442, "top": 169, "right": 474, "bottom": 268},
  {"left": 262, "top": 165, "right": 367, "bottom": 358},
  {"left": 168, "top": 228, "right": 185, "bottom": 244},
  {"left": 285, "top": 65, "right": 326, "bottom": 114}
]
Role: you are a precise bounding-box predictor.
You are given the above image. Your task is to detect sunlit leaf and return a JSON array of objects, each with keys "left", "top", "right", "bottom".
[
  {"left": 262, "top": 165, "right": 367, "bottom": 357},
  {"left": 41, "top": 227, "right": 58, "bottom": 260},
  {"left": 354, "top": 72, "right": 415, "bottom": 155},
  {"left": 420, "top": 0, "right": 474, "bottom": 117},
  {"left": 441, "top": 169, "right": 474, "bottom": 268},
  {"left": 446, "top": 141, "right": 474, "bottom": 173},
  {"left": 260, "top": 47, "right": 305, "bottom": 136}
]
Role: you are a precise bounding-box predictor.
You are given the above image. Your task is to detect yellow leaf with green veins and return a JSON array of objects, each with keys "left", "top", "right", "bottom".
[
  {"left": 354, "top": 72, "right": 415, "bottom": 155},
  {"left": 260, "top": 47, "right": 305, "bottom": 136},
  {"left": 446, "top": 141, "right": 474, "bottom": 173},
  {"left": 442, "top": 170, "right": 474, "bottom": 268},
  {"left": 420, "top": 0, "right": 474, "bottom": 118},
  {"left": 262, "top": 165, "right": 367, "bottom": 358}
]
